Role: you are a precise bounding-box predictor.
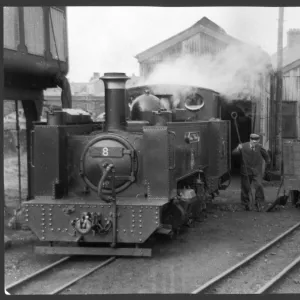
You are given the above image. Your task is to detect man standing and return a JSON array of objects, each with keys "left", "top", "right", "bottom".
[{"left": 232, "top": 133, "right": 271, "bottom": 211}]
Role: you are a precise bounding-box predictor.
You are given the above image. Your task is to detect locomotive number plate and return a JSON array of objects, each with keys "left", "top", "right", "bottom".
[
  {"left": 89, "top": 147, "right": 124, "bottom": 157},
  {"left": 184, "top": 131, "right": 200, "bottom": 144}
]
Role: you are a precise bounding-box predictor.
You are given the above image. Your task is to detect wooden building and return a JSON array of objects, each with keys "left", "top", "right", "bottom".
[
  {"left": 135, "top": 17, "right": 241, "bottom": 79},
  {"left": 276, "top": 29, "right": 300, "bottom": 140},
  {"left": 135, "top": 17, "right": 272, "bottom": 170}
]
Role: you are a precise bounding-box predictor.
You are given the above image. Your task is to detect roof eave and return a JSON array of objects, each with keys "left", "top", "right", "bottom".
[
  {"left": 135, "top": 22, "right": 242, "bottom": 62},
  {"left": 283, "top": 59, "right": 300, "bottom": 73}
]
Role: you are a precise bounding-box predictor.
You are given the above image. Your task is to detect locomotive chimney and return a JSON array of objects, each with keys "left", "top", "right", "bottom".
[{"left": 100, "top": 72, "right": 129, "bottom": 131}]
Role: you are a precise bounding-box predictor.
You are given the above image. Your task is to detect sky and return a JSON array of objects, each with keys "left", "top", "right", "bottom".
[{"left": 66, "top": 6, "right": 300, "bottom": 83}]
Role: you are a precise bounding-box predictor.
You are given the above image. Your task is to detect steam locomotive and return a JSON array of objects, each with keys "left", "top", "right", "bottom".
[{"left": 25, "top": 73, "right": 231, "bottom": 257}]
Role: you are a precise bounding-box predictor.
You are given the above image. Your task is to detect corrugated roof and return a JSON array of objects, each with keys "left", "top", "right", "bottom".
[{"left": 135, "top": 17, "right": 242, "bottom": 62}]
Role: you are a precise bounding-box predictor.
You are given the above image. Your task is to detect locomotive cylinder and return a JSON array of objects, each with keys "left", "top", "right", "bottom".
[{"left": 100, "top": 73, "right": 129, "bottom": 132}]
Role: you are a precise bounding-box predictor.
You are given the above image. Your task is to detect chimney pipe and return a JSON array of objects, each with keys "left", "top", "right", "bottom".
[
  {"left": 100, "top": 72, "right": 129, "bottom": 132},
  {"left": 287, "top": 29, "right": 300, "bottom": 48}
]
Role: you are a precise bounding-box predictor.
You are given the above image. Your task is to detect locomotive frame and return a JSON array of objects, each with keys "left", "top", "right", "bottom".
[{"left": 24, "top": 73, "right": 232, "bottom": 257}]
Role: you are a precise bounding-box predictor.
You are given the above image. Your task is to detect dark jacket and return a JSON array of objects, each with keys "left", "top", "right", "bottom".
[{"left": 232, "top": 142, "right": 271, "bottom": 176}]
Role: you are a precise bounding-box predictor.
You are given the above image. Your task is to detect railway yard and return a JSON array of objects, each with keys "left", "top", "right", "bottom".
[
  {"left": 3, "top": 6, "right": 300, "bottom": 295},
  {"left": 4, "top": 171, "right": 300, "bottom": 294}
]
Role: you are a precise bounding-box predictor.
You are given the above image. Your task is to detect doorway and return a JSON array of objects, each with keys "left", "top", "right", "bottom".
[{"left": 220, "top": 99, "right": 253, "bottom": 174}]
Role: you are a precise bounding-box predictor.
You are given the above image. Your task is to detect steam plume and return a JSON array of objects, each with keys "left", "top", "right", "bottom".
[{"left": 137, "top": 43, "right": 272, "bottom": 100}]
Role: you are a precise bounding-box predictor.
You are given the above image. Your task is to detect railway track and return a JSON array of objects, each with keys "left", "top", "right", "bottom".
[
  {"left": 5, "top": 256, "right": 115, "bottom": 295},
  {"left": 192, "top": 221, "right": 300, "bottom": 294}
]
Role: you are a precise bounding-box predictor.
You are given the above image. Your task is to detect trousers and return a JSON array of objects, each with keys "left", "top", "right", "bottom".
[{"left": 241, "top": 174, "right": 265, "bottom": 208}]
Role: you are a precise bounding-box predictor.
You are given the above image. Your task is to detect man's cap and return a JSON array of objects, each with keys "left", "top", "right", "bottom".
[{"left": 250, "top": 133, "right": 260, "bottom": 140}]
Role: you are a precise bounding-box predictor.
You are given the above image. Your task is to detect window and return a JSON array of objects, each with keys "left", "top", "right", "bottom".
[
  {"left": 282, "top": 101, "right": 297, "bottom": 139},
  {"left": 49, "top": 7, "right": 67, "bottom": 61},
  {"left": 24, "top": 7, "right": 45, "bottom": 55},
  {"left": 4, "top": 7, "right": 20, "bottom": 50}
]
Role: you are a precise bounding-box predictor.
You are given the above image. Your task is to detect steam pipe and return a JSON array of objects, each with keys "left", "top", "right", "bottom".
[
  {"left": 97, "top": 163, "right": 114, "bottom": 203},
  {"left": 110, "top": 167, "right": 117, "bottom": 248},
  {"left": 100, "top": 73, "right": 130, "bottom": 132}
]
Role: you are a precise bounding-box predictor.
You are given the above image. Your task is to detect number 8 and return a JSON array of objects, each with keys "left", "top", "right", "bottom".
[{"left": 102, "top": 147, "right": 108, "bottom": 156}]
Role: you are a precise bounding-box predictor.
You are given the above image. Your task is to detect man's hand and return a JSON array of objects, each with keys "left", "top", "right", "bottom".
[{"left": 237, "top": 144, "right": 242, "bottom": 150}]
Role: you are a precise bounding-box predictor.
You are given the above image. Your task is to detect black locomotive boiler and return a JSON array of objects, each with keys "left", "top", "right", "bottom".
[{"left": 25, "top": 73, "right": 231, "bottom": 257}]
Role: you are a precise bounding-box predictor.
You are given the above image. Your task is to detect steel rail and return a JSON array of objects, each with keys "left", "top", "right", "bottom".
[
  {"left": 49, "top": 256, "right": 116, "bottom": 295},
  {"left": 255, "top": 254, "right": 300, "bottom": 294},
  {"left": 191, "top": 221, "right": 300, "bottom": 294},
  {"left": 5, "top": 256, "right": 71, "bottom": 292}
]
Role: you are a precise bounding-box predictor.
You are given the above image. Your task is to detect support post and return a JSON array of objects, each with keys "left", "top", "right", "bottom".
[
  {"left": 15, "top": 100, "right": 22, "bottom": 206},
  {"left": 22, "top": 100, "right": 43, "bottom": 200},
  {"left": 275, "top": 7, "right": 284, "bottom": 174}
]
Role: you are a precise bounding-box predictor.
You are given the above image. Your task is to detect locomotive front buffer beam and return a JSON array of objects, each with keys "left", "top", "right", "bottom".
[{"left": 24, "top": 199, "right": 168, "bottom": 257}]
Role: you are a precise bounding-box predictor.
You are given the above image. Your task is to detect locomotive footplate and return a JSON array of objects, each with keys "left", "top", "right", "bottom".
[
  {"left": 23, "top": 198, "right": 168, "bottom": 257},
  {"left": 35, "top": 245, "right": 152, "bottom": 257}
]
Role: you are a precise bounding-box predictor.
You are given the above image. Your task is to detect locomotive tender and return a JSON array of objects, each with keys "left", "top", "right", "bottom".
[{"left": 25, "top": 73, "right": 231, "bottom": 257}]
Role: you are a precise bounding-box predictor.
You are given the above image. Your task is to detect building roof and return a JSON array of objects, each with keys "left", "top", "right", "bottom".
[
  {"left": 43, "top": 83, "right": 88, "bottom": 96},
  {"left": 70, "top": 83, "right": 89, "bottom": 95},
  {"left": 271, "top": 44, "right": 300, "bottom": 73},
  {"left": 135, "top": 17, "right": 242, "bottom": 62}
]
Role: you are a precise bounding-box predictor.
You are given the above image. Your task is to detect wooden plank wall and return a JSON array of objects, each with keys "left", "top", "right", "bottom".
[
  {"left": 283, "top": 66, "right": 300, "bottom": 139},
  {"left": 140, "top": 32, "right": 228, "bottom": 78},
  {"left": 283, "top": 141, "right": 300, "bottom": 175}
]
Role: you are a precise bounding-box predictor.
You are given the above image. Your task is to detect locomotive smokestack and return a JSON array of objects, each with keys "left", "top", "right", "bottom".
[{"left": 100, "top": 72, "right": 129, "bottom": 131}]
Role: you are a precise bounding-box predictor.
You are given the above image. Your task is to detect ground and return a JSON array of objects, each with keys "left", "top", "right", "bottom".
[
  {"left": 4, "top": 160, "right": 300, "bottom": 293},
  {"left": 4, "top": 153, "right": 28, "bottom": 209}
]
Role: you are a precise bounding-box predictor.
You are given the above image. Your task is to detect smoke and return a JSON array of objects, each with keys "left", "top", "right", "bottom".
[{"left": 137, "top": 43, "right": 272, "bottom": 101}]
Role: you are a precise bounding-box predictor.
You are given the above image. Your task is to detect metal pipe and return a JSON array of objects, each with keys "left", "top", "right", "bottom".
[
  {"left": 275, "top": 7, "right": 284, "bottom": 174},
  {"left": 15, "top": 100, "right": 22, "bottom": 206},
  {"left": 110, "top": 167, "right": 117, "bottom": 248},
  {"left": 97, "top": 163, "right": 114, "bottom": 203}
]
